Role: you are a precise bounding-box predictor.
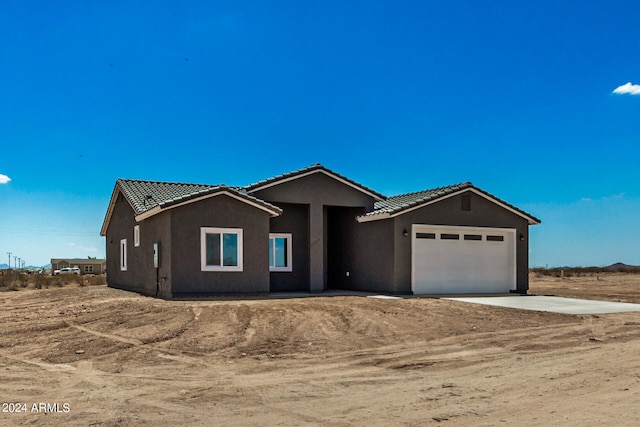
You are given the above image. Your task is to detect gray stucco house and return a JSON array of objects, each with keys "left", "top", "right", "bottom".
[{"left": 100, "top": 164, "right": 540, "bottom": 298}]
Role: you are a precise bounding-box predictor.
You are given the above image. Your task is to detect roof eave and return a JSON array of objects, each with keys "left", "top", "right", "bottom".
[
  {"left": 100, "top": 184, "right": 123, "bottom": 236},
  {"left": 134, "top": 190, "right": 282, "bottom": 223},
  {"left": 357, "top": 187, "right": 540, "bottom": 225}
]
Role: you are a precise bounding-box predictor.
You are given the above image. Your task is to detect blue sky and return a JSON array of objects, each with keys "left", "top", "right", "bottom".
[{"left": 1, "top": 0, "right": 639, "bottom": 267}]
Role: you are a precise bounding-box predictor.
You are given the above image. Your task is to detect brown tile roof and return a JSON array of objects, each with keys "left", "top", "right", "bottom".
[
  {"left": 101, "top": 166, "right": 539, "bottom": 237},
  {"left": 100, "top": 179, "right": 283, "bottom": 236},
  {"left": 116, "top": 179, "right": 220, "bottom": 215},
  {"left": 361, "top": 182, "right": 541, "bottom": 224},
  {"left": 117, "top": 179, "right": 282, "bottom": 216}
]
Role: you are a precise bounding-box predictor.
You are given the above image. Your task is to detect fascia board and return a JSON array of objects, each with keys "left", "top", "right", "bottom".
[
  {"left": 134, "top": 190, "right": 281, "bottom": 222},
  {"left": 100, "top": 186, "right": 122, "bottom": 236},
  {"left": 357, "top": 188, "right": 540, "bottom": 225},
  {"left": 356, "top": 212, "right": 391, "bottom": 223}
]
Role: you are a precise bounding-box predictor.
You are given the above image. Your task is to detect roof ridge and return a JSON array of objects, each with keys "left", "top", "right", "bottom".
[
  {"left": 387, "top": 182, "right": 472, "bottom": 199},
  {"left": 243, "top": 163, "right": 324, "bottom": 189},
  {"left": 116, "top": 178, "right": 223, "bottom": 188}
]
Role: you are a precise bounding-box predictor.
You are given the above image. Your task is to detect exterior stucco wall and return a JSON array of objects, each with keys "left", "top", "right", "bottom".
[
  {"left": 390, "top": 191, "right": 530, "bottom": 293},
  {"left": 105, "top": 193, "right": 138, "bottom": 291},
  {"left": 250, "top": 172, "right": 377, "bottom": 291},
  {"left": 105, "top": 193, "right": 172, "bottom": 297},
  {"left": 169, "top": 195, "right": 271, "bottom": 295},
  {"left": 268, "top": 202, "right": 310, "bottom": 292},
  {"left": 328, "top": 207, "right": 396, "bottom": 292},
  {"left": 250, "top": 172, "right": 377, "bottom": 210},
  {"left": 136, "top": 212, "right": 172, "bottom": 298}
]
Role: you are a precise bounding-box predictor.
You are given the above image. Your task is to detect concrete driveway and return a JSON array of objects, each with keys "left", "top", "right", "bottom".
[{"left": 444, "top": 295, "right": 640, "bottom": 315}]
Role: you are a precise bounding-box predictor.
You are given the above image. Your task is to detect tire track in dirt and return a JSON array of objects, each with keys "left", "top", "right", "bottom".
[
  {"left": 0, "top": 351, "right": 76, "bottom": 373},
  {"left": 65, "top": 320, "right": 144, "bottom": 346},
  {"left": 64, "top": 319, "right": 210, "bottom": 366}
]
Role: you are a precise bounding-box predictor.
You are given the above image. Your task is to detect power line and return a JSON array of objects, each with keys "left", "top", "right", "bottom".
[{"left": 0, "top": 227, "right": 102, "bottom": 237}]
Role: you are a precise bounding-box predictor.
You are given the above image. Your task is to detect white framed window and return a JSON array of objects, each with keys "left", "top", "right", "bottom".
[
  {"left": 134, "top": 225, "right": 140, "bottom": 247},
  {"left": 120, "top": 239, "right": 127, "bottom": 271},
  {"left": 201, "top": 227, "right": 243, "bottom": 272},
  {"left": 84, "top": 265, "right": 94, "bottom": 273},
  {"left": 269, "top": 233, "right": 292, "bottom": 272}
]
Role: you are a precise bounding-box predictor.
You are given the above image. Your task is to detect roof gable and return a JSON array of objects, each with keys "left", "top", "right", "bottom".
[
  {"left": 358, "top": 183, "right": 541, "bottom": 225},
  {"left": 100, "top": 179, "right": 282, "bottom": 236},
  {"left": 244, "top": 163, "right": 386, "bottom": 202}
]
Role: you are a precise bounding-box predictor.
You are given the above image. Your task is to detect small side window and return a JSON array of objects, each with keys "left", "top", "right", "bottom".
[
  {"left": 134, "top": 225, "right": 140, "bottom": 247},
  {"left": 120, "top": 239, "right": 127, "bottom": 271}
]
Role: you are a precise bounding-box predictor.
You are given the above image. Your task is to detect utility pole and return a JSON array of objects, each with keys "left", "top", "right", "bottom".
[
  {"left": 13, "top": 256, "right": 17, "bottom": 269},
  {"left": 17, "top": 257, "right": 21, "bottom": 270},
  {"left": 6, "top": 252, "right": 11, "bottom": 270}
]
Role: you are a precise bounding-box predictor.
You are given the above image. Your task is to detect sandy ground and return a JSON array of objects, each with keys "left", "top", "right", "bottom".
[{"left": 2, "top": 274, "right": 640, "bottom": 426}]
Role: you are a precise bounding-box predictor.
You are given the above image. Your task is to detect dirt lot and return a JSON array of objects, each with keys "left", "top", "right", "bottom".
[{"left": 2, "top": 274, "right": 640, "bottom": 426}]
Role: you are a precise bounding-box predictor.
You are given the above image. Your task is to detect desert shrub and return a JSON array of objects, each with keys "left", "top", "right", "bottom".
[
  {"left": 83, "top": 275, "right": 107, "bottom": 286},
  {"left": 0, "top": 272, "right": 106, "bottom": 290},
  {"left": 32, "top": 273, "right": 48, "bottom": 289},
  {"left": 531, "top": 266, "right": 640, "bottom": 277},
  {"left": 0, "top": 271, "right": 29, "bottom": 289}
]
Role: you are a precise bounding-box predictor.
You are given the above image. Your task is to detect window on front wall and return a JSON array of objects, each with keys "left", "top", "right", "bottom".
[
  {"left": 84, "top": 265, "right": 94, "bottom": 273},
  {"left": 269, "top": 233, "right": 292, "bottom": 272},
  {"left": 201, "top": 227, "right": 243, "bottom": 271},
  {"left": 120, "top": 239, "right": 127, "bottom": 271}
]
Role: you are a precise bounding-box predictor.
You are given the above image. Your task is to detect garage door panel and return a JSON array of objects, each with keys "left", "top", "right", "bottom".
[{"left": 412, "top": 225, "right": 515, "bottom": 294}]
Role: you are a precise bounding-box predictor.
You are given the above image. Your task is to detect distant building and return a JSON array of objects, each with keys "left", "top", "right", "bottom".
[{"left": 50, "top": 258, "right": 106, "bottom": 275}]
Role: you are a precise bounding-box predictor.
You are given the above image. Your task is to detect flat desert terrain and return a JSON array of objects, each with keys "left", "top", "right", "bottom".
[{"left": 2, "top": 274, "right": 640, "bottom": 426}]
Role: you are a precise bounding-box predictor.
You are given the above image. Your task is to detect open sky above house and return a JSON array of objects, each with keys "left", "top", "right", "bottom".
[{"left": 1, "top": 0, "right": 639, "bottom": 267}]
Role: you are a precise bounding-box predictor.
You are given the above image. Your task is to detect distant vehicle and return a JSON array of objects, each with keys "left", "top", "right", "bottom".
[{"left": 55, "top": 267, "right": 81, "bottom": 275}]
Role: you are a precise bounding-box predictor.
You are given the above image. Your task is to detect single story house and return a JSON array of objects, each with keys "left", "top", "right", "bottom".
[
  {"left": 51, "top": 258, "right": 106, "bottom": 275},
  {"left": 100, "top": 164, "right": 540, "bottom": 298}
]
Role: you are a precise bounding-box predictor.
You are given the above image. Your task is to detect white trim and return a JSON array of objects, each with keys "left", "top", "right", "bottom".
[
  {"left": 269, "top": 233, "right": 293, "bottom": 272},
  {"left": 357, "top": 212, "right": 392, "bottom": 222},
  {"left": 358, "top": 188, "right": 540, "bottom": 225},
  {"left": 136, "top": 206, "right": 161, "bottom": 222},
  {"left": 120, "top": 239, "right": 127, "bottom": 271},
  {"left": 134, "top": 225, "right": 140, "bottom": 247},
  {"left": 200, "top": 227, "right": 243, "bottom": 272},
  {"left": 100, "top": 186, "right": 121, "bottom": 236},
  {"left": 247, "top": 169, "right": 385, "bottom": 201},
  {"left": 411, "top": 224, "right": 516, "bottom": 294},
  {"left": 135, "top": 191, "right": 281, "bottom": 222}
]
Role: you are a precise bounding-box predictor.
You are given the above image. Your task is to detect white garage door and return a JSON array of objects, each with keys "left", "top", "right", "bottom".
[{"left": 412, "top": 225, "right": 516, "bottom": 294}]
